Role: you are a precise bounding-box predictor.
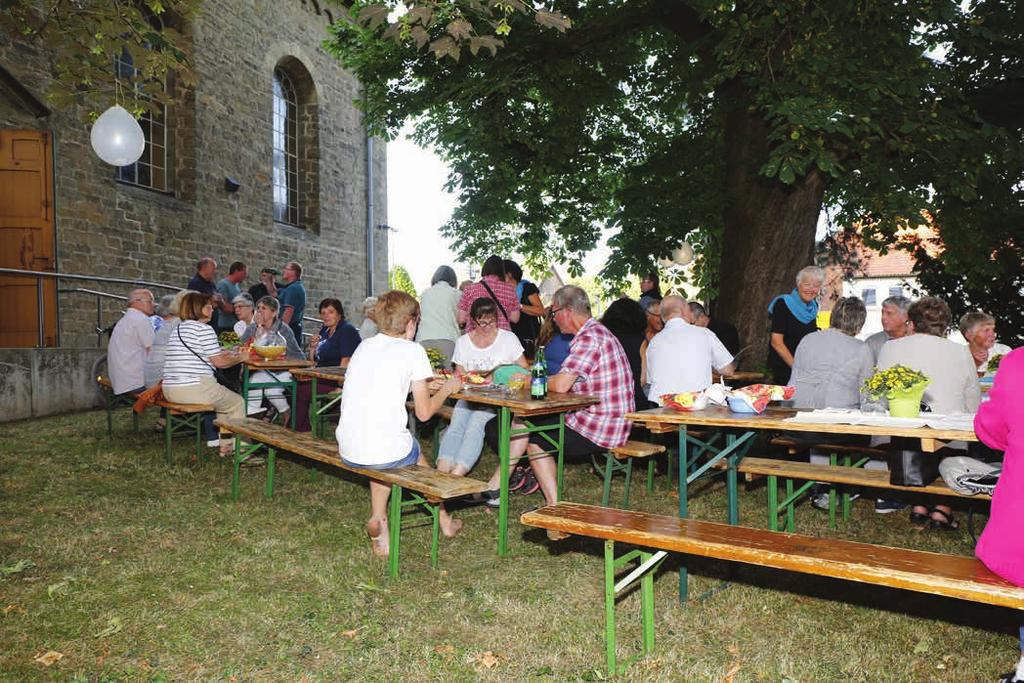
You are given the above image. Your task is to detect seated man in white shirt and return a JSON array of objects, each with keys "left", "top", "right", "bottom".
[
  {"left": 108, "top": 288, "right": 156, "bottom": 395},
  {"left": 646, "top": 295, "right": 734, "bottom": 404}
]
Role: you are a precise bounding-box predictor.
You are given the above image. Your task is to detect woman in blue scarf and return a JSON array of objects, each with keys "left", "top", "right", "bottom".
[{"left": 767, "top": 266, "right": 824, "bottom": 384}]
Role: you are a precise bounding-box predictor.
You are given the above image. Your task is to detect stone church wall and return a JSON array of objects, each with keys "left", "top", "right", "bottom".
[{"left": 1, "top": 0, "right": 387, "bottom": 348}]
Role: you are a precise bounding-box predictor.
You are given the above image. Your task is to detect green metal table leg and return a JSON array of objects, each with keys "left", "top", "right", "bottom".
[
  {"left": 640, "top": 550, "right": 656, "bottom": 655},
  {"left": 678, "top": 426, "right": 688, "bottom": 603},
  {"left": 604, "top": 539, "right": 617, "bottom": 676},
  {"left": 556, "top": 414, "right": 565, "bottom": 499},
  {"left": 265, "top": 447, "right": 276, "bottom": 498},
  {"left": 646, "top": 460, "right": 655, "bottom": 494},
  {"left": 388, "top": 485, "right": 402, "bottom": 578},
  {"left": 767, "top": 474, "right": 779, "bottom": 531},
  {"left": 497, "top": 407, "right": 511, "bottom": 557},
  {"left": 726, "top": 433, "right": 739, "bottom": 525},
  {"left": 785, "top": 478, "right": 795, "bottom": 531}
]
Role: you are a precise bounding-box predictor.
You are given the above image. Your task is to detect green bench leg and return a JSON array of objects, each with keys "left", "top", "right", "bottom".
[
  {"left": 666, "top": 449, "right": 674, "bottom": 489},
  {"left": 603, "top": 540, "right": 661, "bottom": 677},
  {"left": 841, "top": 454, "right": 853, "bottom": 520},
  {"left": 265, "top": 447, "right": 276, "bottom": 498},
  {"left": 604, "top": 540, "right": 617, "bottom": 675},
  {"left": 767, "top": 474, "right": 779, "bottom": 531},
  {"left": 785, "top": 478, "right": 796, "bottom": 532},
  {"left": 388, "top": 484, "right": 403, "bottom": 578},
  {"left": 556, "top": 415, "right": 565, "bottom": 499},
  {"left": 429, "top": 502, "right": 440, "bottom": 570},
  {"left": 646, "top": 460, "right": 655, "bottom": 495}
]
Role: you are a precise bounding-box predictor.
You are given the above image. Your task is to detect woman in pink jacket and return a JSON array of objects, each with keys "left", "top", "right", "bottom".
[{"left": 973, "top": 347, "right": 1023, "bottom": 682}]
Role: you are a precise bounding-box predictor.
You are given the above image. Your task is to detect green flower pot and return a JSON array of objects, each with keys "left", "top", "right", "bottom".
[{"left": 887, "top": 384, "right": 928, "bottom": 418}]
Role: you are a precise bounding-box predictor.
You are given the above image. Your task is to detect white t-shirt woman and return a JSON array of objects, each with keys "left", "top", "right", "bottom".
[
  {"left": 337, "top": 333, "right": 434, "bottom": 467},
  {"left": 333, "top": 291, "right": 463, "bottom": 560},
  {"left": 437, "top": 313, "right": 527, "bottom": 475}
]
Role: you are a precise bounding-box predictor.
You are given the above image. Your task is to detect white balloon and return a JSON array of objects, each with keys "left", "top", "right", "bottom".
[
  {"left": 90, "top": 105, "right": 145, "bottom": 166},
  {"left": 672, "top": 242, "right": 695, "bottom": 266}
]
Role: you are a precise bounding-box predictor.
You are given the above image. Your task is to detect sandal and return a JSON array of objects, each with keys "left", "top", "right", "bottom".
[
  {"left": 908, "top": 506, "right": 930, "bottom": 524},
  {"left": 366, "top": 518, "right": 389, "bottom": 558},
  {"left": 927, "top": 507, "right": 959, "bottom": 531}
]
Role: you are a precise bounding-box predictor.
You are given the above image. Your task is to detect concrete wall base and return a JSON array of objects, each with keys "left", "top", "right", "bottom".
[{"left": 0, "top": 348, "right": 106, "bottom": 422}]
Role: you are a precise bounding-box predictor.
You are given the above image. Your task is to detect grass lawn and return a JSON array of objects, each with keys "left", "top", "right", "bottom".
[{"left": 0, "top": 408, "right": 1017, "bottom": 681}]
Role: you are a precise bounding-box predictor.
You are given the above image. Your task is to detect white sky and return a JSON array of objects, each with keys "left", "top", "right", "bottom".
[{"left": 386, "top": 126, "right": 611, "bottom": 291}]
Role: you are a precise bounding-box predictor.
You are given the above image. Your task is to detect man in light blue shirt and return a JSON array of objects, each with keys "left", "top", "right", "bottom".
[{"left": 215, "top": 261, "right": 247, "bottom": 333}]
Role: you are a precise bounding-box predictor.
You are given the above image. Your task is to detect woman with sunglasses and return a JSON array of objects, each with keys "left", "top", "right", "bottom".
[{"left": 436, "top": 298, "right": 529, "bottom": 478}]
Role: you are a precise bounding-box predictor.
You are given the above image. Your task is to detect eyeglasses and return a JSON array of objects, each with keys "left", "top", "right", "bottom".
[
  {"left": 475, "top": 318, "right": 497, "bottom": 328},
  {"left": 549, "top": 307, "right": 564, "bottom": 318}
]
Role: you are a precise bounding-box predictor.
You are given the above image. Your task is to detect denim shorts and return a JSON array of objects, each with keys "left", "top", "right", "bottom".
[{"left": 342, "top": 439, "right": 420, "bottom": 470}]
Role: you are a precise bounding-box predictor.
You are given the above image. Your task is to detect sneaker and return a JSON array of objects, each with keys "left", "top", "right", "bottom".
[
  {"left": 874, "top": 498, "right": 907, "bottom": 514},
  {"left": 206, "top": 439, "right": 221, "bottom": 448},
  {"left": 810, "top": 492, "right": 859, "bottom": 511},
  {"left": 810, "top": 492, "right": 831, "bottom": 511},
  {"left": 508, "top": 465, "right": 529, "bottom": 492},
  {"left": 519, "top": 470, "right": 541, "bottom": 496}
]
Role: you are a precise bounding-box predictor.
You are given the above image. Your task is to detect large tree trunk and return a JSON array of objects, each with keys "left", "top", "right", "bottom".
[{"left": 715, "top": 84, "right": 827, "bottom": 372}]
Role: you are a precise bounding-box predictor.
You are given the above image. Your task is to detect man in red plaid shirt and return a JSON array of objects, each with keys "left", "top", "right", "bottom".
[{"left": 484, "top": 285, "right": 634, "bottom": 534}]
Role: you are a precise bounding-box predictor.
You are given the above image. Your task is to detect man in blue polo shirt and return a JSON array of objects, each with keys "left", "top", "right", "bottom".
[
  {"left": 277, "top": 261, "right": 306, "bottom": 340},
  {"left": 187, "top": 257, "right": 220, "bottom": 328}
]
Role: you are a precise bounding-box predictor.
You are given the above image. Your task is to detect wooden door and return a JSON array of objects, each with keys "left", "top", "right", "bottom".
[{"left": 0, "top": 129, "right": 57, "bottom": 347}]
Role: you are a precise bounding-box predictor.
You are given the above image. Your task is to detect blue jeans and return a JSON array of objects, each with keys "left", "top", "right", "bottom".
[{"left": 437, "top": 400, "right": 496, "bottom": 471}]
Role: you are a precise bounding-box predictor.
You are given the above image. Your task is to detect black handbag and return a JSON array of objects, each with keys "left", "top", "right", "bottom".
[{"left": 887, "top": 449, "right": 940, "bottom": 487}]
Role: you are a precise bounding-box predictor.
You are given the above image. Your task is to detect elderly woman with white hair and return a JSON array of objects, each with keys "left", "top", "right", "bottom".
[
  {"left": 415, "top": 265, "right": 462, "bottom": 367},
  {"left": 767, "top": 265, "right": 824, "bottom": 384},
  {"left": 144, "top": 290, "right": 190, "bottom": 389},
  {"left": 959, "top": 311, "right": 1012, "bottom": 377}
]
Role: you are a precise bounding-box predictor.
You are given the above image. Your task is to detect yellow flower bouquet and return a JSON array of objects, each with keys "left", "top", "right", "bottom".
[{"left": 862, "top": 365, "right": 930, "bottom": 417}]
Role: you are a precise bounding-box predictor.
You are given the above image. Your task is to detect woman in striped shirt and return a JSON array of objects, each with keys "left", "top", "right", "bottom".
[{"left": 163, "top": 292, "right": 246, "bottom": 455}]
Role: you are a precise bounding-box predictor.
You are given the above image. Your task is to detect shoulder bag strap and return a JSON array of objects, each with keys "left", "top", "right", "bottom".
[
  {"left": 479, "top": 279, "right": 510, "bottom": 322},
  {"left": 177, "top": 324, "right": 217, "bottom": 372}
]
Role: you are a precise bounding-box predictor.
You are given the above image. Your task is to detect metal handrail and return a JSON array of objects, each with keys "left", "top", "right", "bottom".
[
  {"left": 1, "top": 266, "right": 182, "bottom": 292},
  {"left": 3, "top": 267, "right": 322, "bottom": 347}
]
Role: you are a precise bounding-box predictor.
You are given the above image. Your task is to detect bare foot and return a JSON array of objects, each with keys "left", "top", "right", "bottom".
[
  {"left": 546, "top": 529, "right": 570, "bottom": 542},
  {"left": 440, "top": 517, "right": 464, "bottom": 539},
  {"left": 366, "top": 518, "right": 389, "bottom": 557}
]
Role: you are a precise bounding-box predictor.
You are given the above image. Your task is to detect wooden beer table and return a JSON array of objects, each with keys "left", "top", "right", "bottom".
[
  {"left": 452, "top": 387, "right": 599, "bottom": 557},
  {"left": 625, "top": 405, "right": 978, "bottom": 600},
  {"left": 291, "top": 365, "right": 346, "bottom": 437},
  {"left": 241, "top": 357, "right": 313, "bottom": 429}
]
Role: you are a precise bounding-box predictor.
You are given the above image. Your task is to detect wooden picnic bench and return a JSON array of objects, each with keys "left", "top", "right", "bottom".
[
  {"left": 734, "top": 455, "right": 992, "bottom": 532},
  {"left": 97, "top": 376, "right": 214, "bottom": 463},
  {"left": 522, "top": 502, "right": 1024, "bottom": 676},
  {"left": 216, "top": 417, "right": 489, "bottom": 577}
]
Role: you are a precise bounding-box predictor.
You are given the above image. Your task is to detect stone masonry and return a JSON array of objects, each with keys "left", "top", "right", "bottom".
[{"left": 1, "top": 0, "right": 388, "bottom": 348}]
